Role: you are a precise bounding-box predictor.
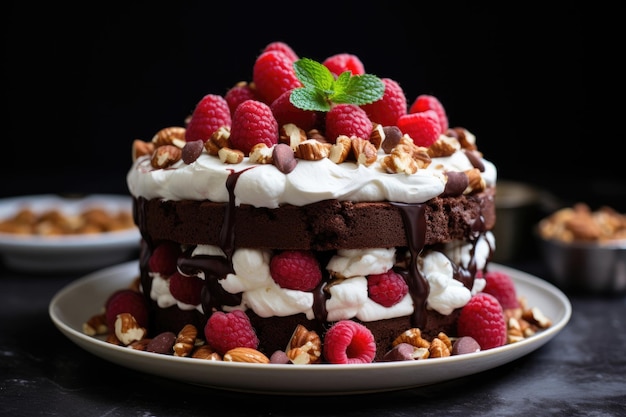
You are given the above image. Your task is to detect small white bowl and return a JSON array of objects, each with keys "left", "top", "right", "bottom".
[{"left": 0, "top": 194, "right": 140, "bottom": 274}]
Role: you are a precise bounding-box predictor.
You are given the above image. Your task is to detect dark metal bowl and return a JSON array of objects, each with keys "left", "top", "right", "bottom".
[{"left": 537, "top": 234, "right": 626, "bottom": 294}]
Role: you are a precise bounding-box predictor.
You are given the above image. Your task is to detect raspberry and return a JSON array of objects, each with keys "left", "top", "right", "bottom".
[
  {"left": 323, "top": 320, "right": 376, "bottom": 364},
  {"left": 367, "top": 270, "right": 408, "bottom": 307},
  {"left": 224, "top": 82, "right": 259, "bottom": 116},
  {"left": 457, "top": 293, "right": 507, "bottom": 350},
  {"left": 262, "top": 41, "right": 299, "bottom": 62},
  {"left": 105, "top": 289, "right": 149, "bottom": 330},
  {"left": 169, "top": 271, "right": 204, "bottom": 306},
  {"left": 397, "top": 109, "right": 442, "bottom": 147},
  {"left": 360, "top": 78, "right": 407, "bottom": 127},
  {"left": 269, "top": 250, "right": 322, "bottom": 291},
  {"left": 409, "top": 94, "right": 449, "bottom": 132},
  {"left": 204, "top": 310, "right": 259, "bottom": 355},
  {"left": 322, "top": 53, "right": 365, "bottom": 76},
  {"left": 229, "top": 99, "right": 279, "bottom": 155},
  {"left": 479, "top": 270, "right": 520, "bottom": 309},
  {"left": 148, "top": 241, "right": 181, "bottom": 276},
  {"left": 270, "top": 89, "right": 318, "bottom": 131},
  {"left": 253, "top": 50, "right": 302, "bottom": 105},
  {"left": 185, "top": 94, "right": 232, "bottom": 143},
  {"left": 325, "top": 104, "right": 373, "bottom": 143}
]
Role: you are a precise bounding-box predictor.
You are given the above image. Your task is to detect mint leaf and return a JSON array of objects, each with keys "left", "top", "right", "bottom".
[
  {"left": 290, "top": 58, "right": 384, "bottom": 112},
  {"left": 333, "top": 74, "right": 385, "bottom": 105}
]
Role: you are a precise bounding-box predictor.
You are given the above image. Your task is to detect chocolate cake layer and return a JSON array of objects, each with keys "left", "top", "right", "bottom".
[{"left": 133, "top": 186, "right": 495, "bottom": 251}]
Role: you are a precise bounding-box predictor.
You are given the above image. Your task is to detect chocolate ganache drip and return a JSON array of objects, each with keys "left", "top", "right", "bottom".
[
  {"left": 391, "top": 202, "right": 430, "bottom": 329},
  {"left": 177, "top": 168, "right": 254, "bottom": 314},
  {"left": 135, "top": 198, "right": 154, "bottom": 299}
]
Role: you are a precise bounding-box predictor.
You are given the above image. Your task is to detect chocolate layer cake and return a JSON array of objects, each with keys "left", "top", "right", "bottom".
[{"left": 123, "top": 42, "right": 499, "bottom": 363}]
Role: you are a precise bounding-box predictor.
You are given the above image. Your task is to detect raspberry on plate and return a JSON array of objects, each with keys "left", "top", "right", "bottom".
[
  {"left": 323, "top": 320, "right": 376, "bottom": 364},
  {"left": 457, "top": 293, "right": 507, "bottom": 350},
  {"left": 105, "top": 289, "right": 149, "bottom": 331},
  {"left": 479, "top": 270, "right": 520, "bottom": 309},
  {"left": 229, "top": 99, "right": 279, "bottom": 155},
  {"left": 269, "top": 250, "right": 322, "bottom": 291},
  {"left": 204, "top": 310, "right": 259, "bottom": 355}
]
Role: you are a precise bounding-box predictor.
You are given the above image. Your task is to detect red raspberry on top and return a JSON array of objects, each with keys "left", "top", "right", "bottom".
[
  {"left": 204, "top": 310, "right": 259, "bottom": 355},
  {"left": 322, "top": 53, "right": 365, "bottom": 76},
  {"left": 262, "top": 41, "right": 299, "bottom": 62},
  {"left": 478, "top": 270, "right": 520, "bottom": 309},
  {"left": 148, "top": 241, "right": 181, "bottom": 276},
  {"left": 169, "top": 271, "right": 204, "bottom": 306},
  {"left": 269, "top": 250, "right": 322, "bottom": 291},
  {"left": 409, "top": 94, "right": 449, "bottom": 133},
  {"left": 367, "top": 269, "right": 409, "bottom": 307},
  {"left": 396, "top": 109, "right": 442, "bottom": 147},
  {"left": 270, "top": 89, "right": 318, "bottom": 132},
  {"left": 325, "top": 104, "right": 373, "bottom": 143},
  {"left": 185, "top": 94, "right": 232, "bottom": 143},
  {"left": 323, "top": 320, "right": 376, "bottom": 364},
  {"left": 457, "top": 293, "right": 507, "bottom": 350},
  {"left": 253, "top": 50, "right": 302, "bottom": 105},
  {"left": 224, "top": 81, "right": 259, "bottom": 116},
  {"left": 229, "top": 99, "right": 279, "bottom": 155},
  {"left": 360, "top": 78, "right": 407, "bottom": 127},
  {"left": 105, "top": 289, "right": 149, "bottom": 331}
]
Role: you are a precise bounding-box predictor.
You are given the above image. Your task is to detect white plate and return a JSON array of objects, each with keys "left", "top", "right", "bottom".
[
  {"left": 49, "top": 261, "right": 571, "bottom": 395},
  {"left": 0, "top": 194, "right": 140, "bottom": 273}
]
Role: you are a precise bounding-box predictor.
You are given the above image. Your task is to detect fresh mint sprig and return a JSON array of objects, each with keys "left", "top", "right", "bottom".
[{"left": 290, "top": 58, "right": 385, "bottom": 112}]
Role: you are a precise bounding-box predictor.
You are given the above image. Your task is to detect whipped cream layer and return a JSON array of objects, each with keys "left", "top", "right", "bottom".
[
  {"left": 146, "top": 236, "right": 491, "bottom": 322},
  {"left": 127, "top": 138, "right": 497, "bottom": 208}
]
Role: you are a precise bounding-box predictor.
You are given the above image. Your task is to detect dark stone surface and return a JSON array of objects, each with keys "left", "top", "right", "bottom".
[{"left": 1, "top": 258, "right": 624, "bottom": 417}]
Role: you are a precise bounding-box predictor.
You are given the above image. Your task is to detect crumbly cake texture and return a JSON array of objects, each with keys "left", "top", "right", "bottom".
[
  {"left": 82, "top": 41, "right": 554, "bottom": 364},
  {"left": 133, "top": 189, "right": 496, "bottom": 251}
]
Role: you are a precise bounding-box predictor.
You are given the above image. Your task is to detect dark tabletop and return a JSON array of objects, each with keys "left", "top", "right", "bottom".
[{"left": 1, "top": 256, "right": 624, "bottom": 417}]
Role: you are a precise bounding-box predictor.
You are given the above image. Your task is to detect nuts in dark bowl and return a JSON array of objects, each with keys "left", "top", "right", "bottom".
[{"left": 536, "top": 203, "right": 626, "bottom": 294}]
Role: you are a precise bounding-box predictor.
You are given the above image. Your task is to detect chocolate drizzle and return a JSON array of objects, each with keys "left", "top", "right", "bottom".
[
  {"left": 390, "top": 202, "right": 430, "bottom": 329},
  {"left": 312, "top": 273, "right": 330, "bottom": 322},
  {"left": 176, "top": 168, "right": 254, "bottom": 315},
  {"left": 134, "top": 198, "right": 154, "bottom": 300}
]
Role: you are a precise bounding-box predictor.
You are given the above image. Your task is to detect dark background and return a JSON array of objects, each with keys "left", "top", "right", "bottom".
[{"left": 4, "top": 3, "right": 623, "bottom": 211}]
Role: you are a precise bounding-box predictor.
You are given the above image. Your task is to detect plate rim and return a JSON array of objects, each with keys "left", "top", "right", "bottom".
[{"left": 49, "top": 261, "right": 572, "bottom": 395}]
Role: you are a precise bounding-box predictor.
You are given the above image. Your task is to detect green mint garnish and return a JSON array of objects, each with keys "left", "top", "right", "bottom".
[{"left": 290, "top": 58, "right": 384, "bottom": 112}]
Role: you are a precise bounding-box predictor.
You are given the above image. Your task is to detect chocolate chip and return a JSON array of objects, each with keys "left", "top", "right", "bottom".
[
  {"left": 451, "top": 336, "right": 481, "bottom": 355},
  {"left": 272, "top": 143, "right": 297, "bottom": 174},
  {"left": 381, "top": 343, "right": 417, "bottom": 362},
  {"left": 182, "top": 140, "right": 204, "bottom": 164},
  {"left": 442, "top": 171, "right": 469, "bottom": 197},
  {"left": 146, "top": 331, "right": 177, "bottom": 354},
  {"left": 381, "top": 126, "right": 403, "bottom": 154}
]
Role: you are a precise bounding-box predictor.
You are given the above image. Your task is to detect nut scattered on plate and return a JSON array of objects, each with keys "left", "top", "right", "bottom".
[
  {"left": 0, "top": 207, "right": 135, "bottom": 236},
  {"left": 537, "top": 202, "right": 626, "bottom": 243}
]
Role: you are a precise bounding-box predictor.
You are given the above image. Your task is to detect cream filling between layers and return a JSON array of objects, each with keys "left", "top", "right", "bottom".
[{"left": 147, "top": 235, "right": 491, "bottom": 322}]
